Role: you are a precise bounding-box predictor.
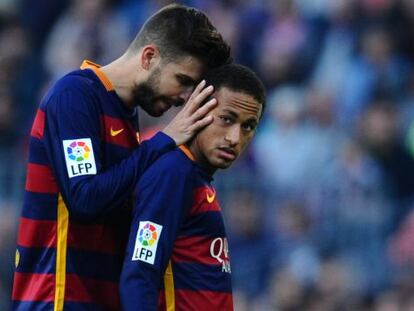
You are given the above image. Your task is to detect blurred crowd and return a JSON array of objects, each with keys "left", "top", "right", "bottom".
[{"left": 1, "top": 0, "right": 414, "bottom": 310}]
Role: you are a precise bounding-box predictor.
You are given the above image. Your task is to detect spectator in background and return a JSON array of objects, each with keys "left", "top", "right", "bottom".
[
  {"left": 0, "top": 15, "right": 29, "bottom": 311},
  {"left": 338, "top": 26, "right": 410, "bottom": 127},
  {"left": 267, "top": 267, "right": 306, "bottom": 310},
  {"left": 253, "top": 85, "right": 316, "bottom": 196},
  {"left": 311, "top": 0, "right": 357, "bottom": 97},
  {"left": 257, "top": 0, "right": 309, "bottom": 87},
  {"left": 271, "top": 200, "right": 319, "bottom": 286},
  {"left": 43, "top": 0, "right": 130, "bottom": 81},
  {"left": 304, "top": 258, "right": 357, "bottom": 310},
  {"left": 225, "top": 188, "right": 272, "bottom": 302},
  {"left": 0, "top": 89, "right": 20, "bottom": 202},
  {"left": 359, "top": 100, "right": 414, "bottom": 221},
  {"left": 0, "top": 18, "right": 29, "bottom": 202}
]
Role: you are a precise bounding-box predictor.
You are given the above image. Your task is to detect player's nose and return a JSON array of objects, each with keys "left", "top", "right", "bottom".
[{"left": 179, "top": 87, "right": 193, "bottom": 103}]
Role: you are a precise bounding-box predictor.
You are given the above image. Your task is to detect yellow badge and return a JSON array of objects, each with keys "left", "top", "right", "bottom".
[{"left": 15, "top": 249, "right": 20, "bottom": 268}]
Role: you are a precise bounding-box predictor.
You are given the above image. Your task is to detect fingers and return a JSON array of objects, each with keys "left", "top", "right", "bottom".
[
  {"left": 187, "top": 80, "right": 206, "bottom": 103},
  {"left": 186, "top": 85, "right": 215, "bottom": 114},
  {"left": 189, "top": 98, "right": 217, "bottom": 122},
  {"left": 188, "top": 115, "right": 214, "bottom": 132}
]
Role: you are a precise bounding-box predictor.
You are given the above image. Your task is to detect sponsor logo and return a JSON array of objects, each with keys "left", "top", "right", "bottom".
[
  {"left": 63, "top": 138, "right": 97, "bottom": 178},
  {"left": 206, "top": 188, "right": 216, "bottom": 204},
  {"left": 110, "top": 127, "right": 124, "bottom": 137},
  {"left": 210, "top": 237, "right": 231, "bottom": 273},
  {"left": 132, "top": 221, "right": 163, "bottom": 264}
]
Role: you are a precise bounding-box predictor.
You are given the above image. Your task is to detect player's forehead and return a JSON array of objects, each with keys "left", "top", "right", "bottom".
[
  {"left": 163, "top": 55, "right": 204, "bottom": 82},
  {"left": 214, "top": 87, "right": 262, "bottom": 120}
]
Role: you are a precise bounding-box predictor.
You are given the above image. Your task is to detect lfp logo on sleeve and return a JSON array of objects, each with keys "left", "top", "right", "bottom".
[
  {"left": 132, "top": 221, "right": 163, "bottom": 265},
  {"left": 63, "top": 138, "right": 97, "bottom": 178}
]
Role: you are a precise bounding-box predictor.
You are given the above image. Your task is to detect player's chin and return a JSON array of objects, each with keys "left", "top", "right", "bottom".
[{"left": 212, "top": 157, "right": 234, "bottom": 170}]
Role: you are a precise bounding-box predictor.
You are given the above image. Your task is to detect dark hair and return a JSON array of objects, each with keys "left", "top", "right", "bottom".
[
  {"left": 204, "top": 64, "right": 266, "bottom": 117},
  {"left": 129, "top": 4, "right": 231, "bottom": 69}
]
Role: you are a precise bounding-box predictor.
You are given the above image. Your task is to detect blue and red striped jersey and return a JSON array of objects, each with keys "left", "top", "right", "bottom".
[
  {"left": 12, "top": 60, "right": 175, "bottom": 310},
  {"left": 120, "top": 146, "right": 233, "bottom": 311}
]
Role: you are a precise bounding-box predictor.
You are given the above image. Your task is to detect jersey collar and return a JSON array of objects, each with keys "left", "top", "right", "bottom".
[
  {"left": 179, "top": 145, "right": 195, "bottom": 162},
  {"left": 80, "top": 60, "right": 114, "bottom": 92}
]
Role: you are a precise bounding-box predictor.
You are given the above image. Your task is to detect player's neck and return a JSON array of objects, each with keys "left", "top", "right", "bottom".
[
  {"left": 100, "top": 56, "right": 139, "bottom": 109},
  {"left": 186, "top": 143, "right": 217, "bottom": 177}
]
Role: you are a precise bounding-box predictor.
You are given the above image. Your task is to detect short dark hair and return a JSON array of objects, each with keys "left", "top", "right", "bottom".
[
  {"left": 204, "top": 64, "right": 266, "bottom": 117},
  {"left": 129, "top": 4, "right": 231, "bottom": 69}
]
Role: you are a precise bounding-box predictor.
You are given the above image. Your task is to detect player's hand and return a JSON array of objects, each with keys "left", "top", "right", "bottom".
[{"left": 162, "top": 80, "right": 217, "bottom": 145}]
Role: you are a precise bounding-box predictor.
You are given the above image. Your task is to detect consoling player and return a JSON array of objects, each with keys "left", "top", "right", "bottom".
[
  {"left": 120, "top": 64, "right": 266, "bottom": 310},
  {"left": 12, "top": 4, "right": 230, "bottom": 310}
]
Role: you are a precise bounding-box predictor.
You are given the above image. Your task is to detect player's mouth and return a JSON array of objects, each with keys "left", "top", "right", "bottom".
[
  {"left": 217, "top": 147, "right": 237, "bottom": 161},
  {"left": 155, "top": 99, "right": 172, "bottom": 113}
]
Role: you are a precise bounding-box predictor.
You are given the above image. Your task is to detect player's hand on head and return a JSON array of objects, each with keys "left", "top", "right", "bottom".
[{"left": 162, "top": 80, "right": 217, "bottom": 146}]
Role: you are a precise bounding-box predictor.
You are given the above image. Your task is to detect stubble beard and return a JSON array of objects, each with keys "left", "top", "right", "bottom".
[{"left": 131, "top": 67, "right": 162, "bottom": 116}]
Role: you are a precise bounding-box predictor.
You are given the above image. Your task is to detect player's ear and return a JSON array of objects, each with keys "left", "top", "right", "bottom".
[{"left": 140, "top": 44, "right": 160, "bottom": 71}]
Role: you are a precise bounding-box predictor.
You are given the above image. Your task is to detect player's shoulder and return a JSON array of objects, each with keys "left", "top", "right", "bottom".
[
  {"left": 52, "top": 69, "right": 97, "bottom": 94},
  {"left": 40, "top": 69, "right": 99, "bottom": 111},
  {"left": 145, "top": 147, "right": 197, "bottom": 181}
]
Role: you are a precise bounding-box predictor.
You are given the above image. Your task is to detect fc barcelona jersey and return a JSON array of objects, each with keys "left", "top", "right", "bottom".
[
  {"left": 12, "top": 60, "right": 175, "bottom": 310},
  {"left": 120, "top": 146, "right": 233, "bottom": 311}
]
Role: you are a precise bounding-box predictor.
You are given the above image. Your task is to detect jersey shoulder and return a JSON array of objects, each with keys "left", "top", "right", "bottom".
[
  {"left": 143, "top": 148, "right": 198, "bottom": 187},
  {"left": 40, "top": 69, "right": 101, "bottom": 112}
]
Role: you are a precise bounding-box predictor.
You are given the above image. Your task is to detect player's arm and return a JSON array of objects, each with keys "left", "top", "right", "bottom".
[
  {"left": 120, "top": 155, "right": 194, "bottom": 311},
  {"left": 42, "top": 80, "right": 176, "bottom": 220}
]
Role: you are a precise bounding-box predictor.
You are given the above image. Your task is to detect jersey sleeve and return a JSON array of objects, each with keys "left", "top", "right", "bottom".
[
  {"left": 120, "top": 154, "right": 194, "bottom": 311},
  {"left": 42, "top": 79, "right": 176, "bottom": 220}
]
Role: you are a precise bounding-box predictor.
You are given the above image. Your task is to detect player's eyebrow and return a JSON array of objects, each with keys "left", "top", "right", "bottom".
[{"left": 222, "top": 109, "right": 239, "bottom": 119}]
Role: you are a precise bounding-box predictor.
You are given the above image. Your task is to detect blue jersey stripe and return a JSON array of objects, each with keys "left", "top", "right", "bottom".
[
  {"left": 16, "top": 246, "right": 56, "bottom": 274},
  {"left": 181, "top": 211, "right": 227, "bottom": 237},
  {"left": 12, "top": 301, "right": 53, "bottom": 311},
  {"left": 16, "top": 246, "right": 121, "bottom": 281},
  {"left": 66, "top": 248, "right": 122, "bottom": 281},
  {"left": 27, "top": 137, "right": 48, "bottom": 165},
  {"left": 22, "top": 191, "right": 58, "bottom": 220}
]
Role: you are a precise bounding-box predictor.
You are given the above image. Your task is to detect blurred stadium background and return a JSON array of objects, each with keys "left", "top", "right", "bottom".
[{"left": 1, "top": 0, "right": 414, "bottom": 309}]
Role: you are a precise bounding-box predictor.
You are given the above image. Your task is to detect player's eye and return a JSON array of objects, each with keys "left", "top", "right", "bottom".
[
  {"left": 242, "top": 122, "right": 257, "bottom": 132},
  {"left": 176, "top": 75, "right": 195, "bottom": 87},
  {"left": 219, "top": 115, "right": 234, "bottom": 124}
]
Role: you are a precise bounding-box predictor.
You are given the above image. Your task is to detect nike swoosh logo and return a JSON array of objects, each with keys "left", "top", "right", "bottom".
[
  {"left": 110, "top": 127, "right": 124, "bottom": 137},
  {"left": 206, "top": 188, "right": 216, "bottom": 203}
]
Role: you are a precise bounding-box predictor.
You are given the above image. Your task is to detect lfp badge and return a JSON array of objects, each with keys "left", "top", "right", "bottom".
[
  {"left": 63, "top": 138, "right": 97, "bottom": 178},
  {"left": 132, "top": 221, "right": 163, "bottom": 265}
]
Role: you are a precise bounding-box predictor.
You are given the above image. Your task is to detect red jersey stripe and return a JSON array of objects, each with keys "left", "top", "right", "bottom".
[
  {"left": 12, "top": 273, "right": 55, "bottom": 302},
  {"left": 30, "top": 109, "right": 45, "bottom": 139},
  {"left": 25, "top": 163, "right": 59, "bottom": 194},
  {"left": 189, "top": 187, "right": 221, "bottom": 216},
  {"left": 102, "top": 115, "right": 139, "bottom": 149},
  {"left": 172, "top": 236, "right": 222, "bottom": 265},
  {"left": 16, "top": 218, "right": 120, "bottom": 254},
  {"left": 68, "top": 223, "right": 119, "bottom": 254},
  {"left": 65, "top": 274, "right": 120, "bottom": 309},
  {"left": 175, "top": 289, "right": 233, "bottom": 311},
  {"left": 17, "top": 217, "right": 56, "bottom": 248}
]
